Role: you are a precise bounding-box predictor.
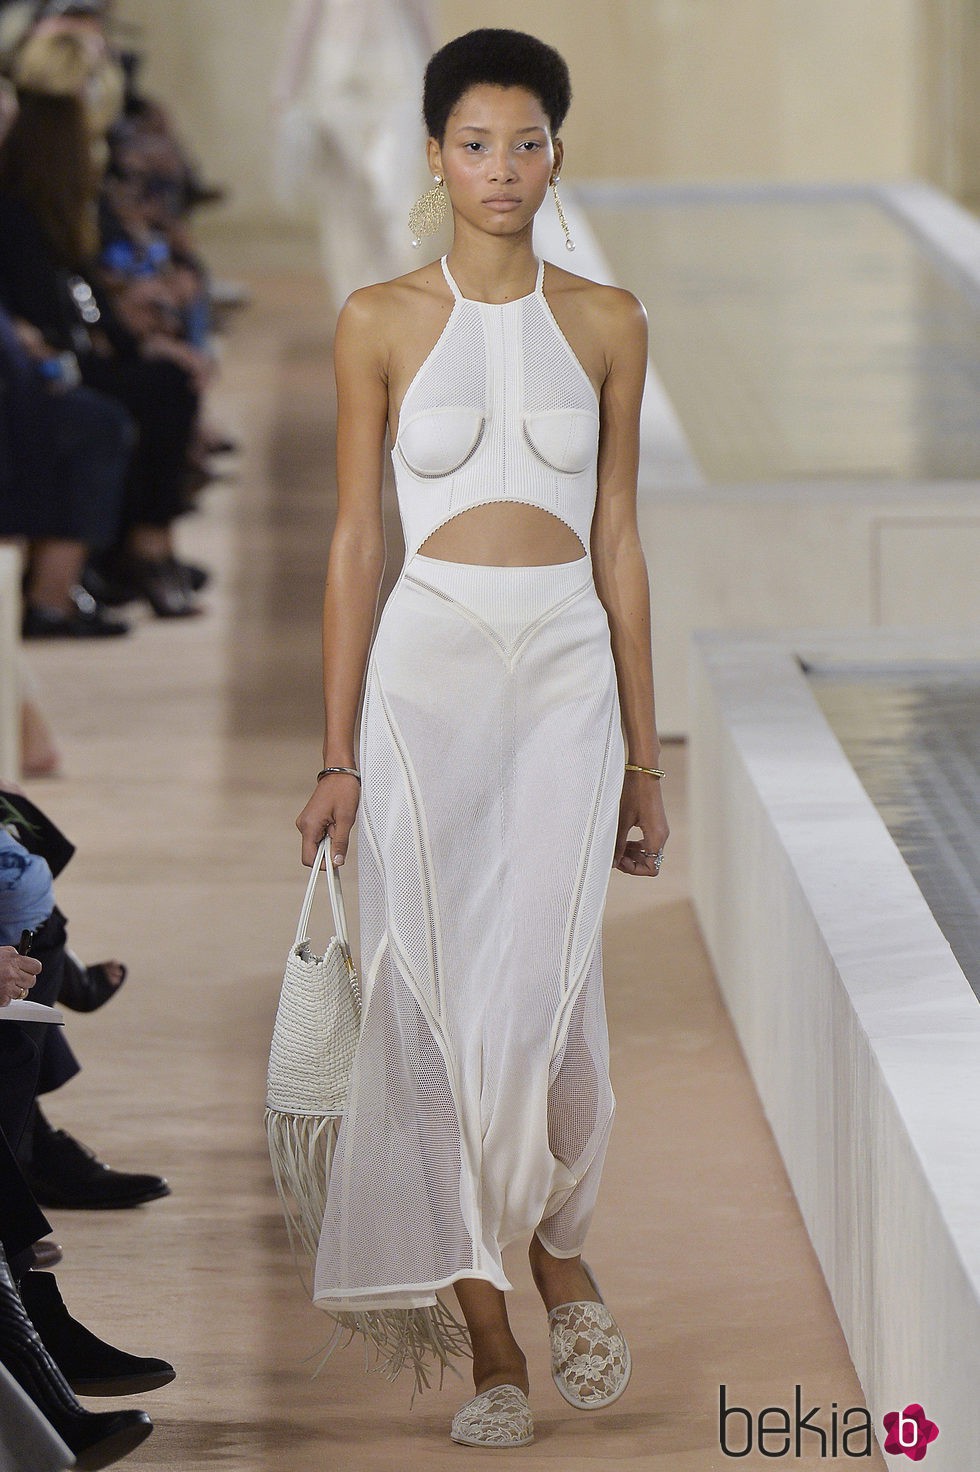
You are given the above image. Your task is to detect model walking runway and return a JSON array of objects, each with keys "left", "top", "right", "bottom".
[
  {"left": 315, "top": 252, "right": 624, "bottom": 1321},
  {"left": 16, "top": 210, "right": 883, "bottom": 1472}
]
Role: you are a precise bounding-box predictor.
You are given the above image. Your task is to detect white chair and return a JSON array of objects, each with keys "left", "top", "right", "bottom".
[{"left": 0, "top": 1361, "right": 74, "bottom": 1472}]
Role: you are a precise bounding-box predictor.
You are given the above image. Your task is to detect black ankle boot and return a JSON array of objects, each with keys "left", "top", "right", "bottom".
[
  {"left": 19, "top": 1271, "right": 176, "bottom": 1396},
  {"left": 0, "top": 1246, "right": 153, "bottom": 1469}
]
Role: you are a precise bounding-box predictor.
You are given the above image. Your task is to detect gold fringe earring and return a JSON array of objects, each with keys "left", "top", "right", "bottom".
[
  {"left": 408, "top": 174, "right": 448, "bottom": 247},
  {"left": 551, "top": 176, "right": 576, "bottom": 252}
]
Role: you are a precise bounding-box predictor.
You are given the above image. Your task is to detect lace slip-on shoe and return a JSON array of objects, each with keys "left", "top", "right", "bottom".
[
  {"left": 450, "top": 1383, "right": 534, "bottom": 1447},
  {"left": 548, "top": 1260, "right": 632, "bottom": 1410},
  {"left": 19, "top": 1271, "right": 176, "bottom": 1396},
  {"left": 26, "top": 1122, "right": 171, "bottom": 1210}
]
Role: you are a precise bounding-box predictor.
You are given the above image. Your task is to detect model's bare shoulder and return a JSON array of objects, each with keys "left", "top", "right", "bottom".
[
  {"left": 343, "top": 262, "right": 449, "bottom": 318},
  {"left": 544, "top": 266, "right": 646, "bottom": 344},
  {"left": 336, "top": 279, "right": 397, "bottom": 338},
  {"left": 545, "top": 263, "right": 643, "bottom": 310},
  {"left": 584, "top": 279, "right": 647, "bottom": 337},
  {"left": 338, "top": 264, "right": 452, "bottom": 359}
]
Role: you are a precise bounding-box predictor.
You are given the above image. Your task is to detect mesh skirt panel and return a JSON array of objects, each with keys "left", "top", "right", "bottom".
[{"left": 314, "top": 551, "right": 624, "bottom": 1325}]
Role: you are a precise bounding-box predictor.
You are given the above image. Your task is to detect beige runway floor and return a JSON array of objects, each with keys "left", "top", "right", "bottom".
[{"left": 19, "top": 264, "right": 883, "bottom": 1470}]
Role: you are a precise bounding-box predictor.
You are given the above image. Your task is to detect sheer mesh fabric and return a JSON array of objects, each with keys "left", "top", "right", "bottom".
[
  {"left": 313, "top": 254, "right": 626, "bottom": 1380},
  {"left": 538, "top": 945, "right": 617, "bottom": 1256}
]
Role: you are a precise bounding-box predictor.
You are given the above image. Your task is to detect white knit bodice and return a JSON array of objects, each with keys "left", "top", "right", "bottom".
[{"left": 392, "top": 255, "right": 601, "bottom": 562}]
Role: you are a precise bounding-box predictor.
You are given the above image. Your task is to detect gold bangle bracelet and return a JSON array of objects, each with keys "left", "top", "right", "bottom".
[{"left": 625, "top": 763, "right": 666, "bottom": 779}]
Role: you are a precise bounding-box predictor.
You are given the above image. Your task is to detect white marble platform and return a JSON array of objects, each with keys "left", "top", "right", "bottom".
[
  {"left": 689, "top": 628, "right": 980, "bottom": 1470},
  {"left": 0, "top": 547, "right": 20, "bottom": 780},
  {"left": 576, "top": 179, "right": 980, "bottom": 736},
  {"left": 644, "top": 479, "right": 980, "bottom": 736}
]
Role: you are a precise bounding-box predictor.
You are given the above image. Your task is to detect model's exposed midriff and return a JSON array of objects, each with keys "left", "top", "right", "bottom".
[{"left": 416, "top": 502, "right": 587, "bottom": 565}]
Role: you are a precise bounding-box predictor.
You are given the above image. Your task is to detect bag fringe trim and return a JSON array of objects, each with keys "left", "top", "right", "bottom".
[
  {"left": 305, "top": 1297, "right": 473, "bottom": 1404},
  {"left": 266, "top": 1107, "right": 473, "bottom": 1401},
  {"left": 265, "top": 1109, "right": 337, "bottom": 1279}
]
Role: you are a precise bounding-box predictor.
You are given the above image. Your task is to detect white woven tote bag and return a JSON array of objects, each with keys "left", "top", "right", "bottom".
[{"left": 266, "top": 836, "right": 361, "bottom": 1269}]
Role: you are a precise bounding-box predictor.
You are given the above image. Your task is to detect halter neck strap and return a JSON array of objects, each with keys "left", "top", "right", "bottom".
[
  {"left": 440, "top": 255, "right": 463, "bottom": 302},
  {"left": 441, "top": 255, "right": 545, "bottom": 305}
]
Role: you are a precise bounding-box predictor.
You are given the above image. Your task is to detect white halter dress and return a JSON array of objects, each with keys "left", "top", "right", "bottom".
[{"left": 313, "top": 255, "right": 626, "bottom": 1385}]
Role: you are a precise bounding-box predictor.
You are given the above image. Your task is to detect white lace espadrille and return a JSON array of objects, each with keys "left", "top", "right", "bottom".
[
  {"left": 450, "top": 1382, "right": 535, "bottom": 1447},
  {"left": 548, "top": 1261, "right": 632, "bottom": 1410}
]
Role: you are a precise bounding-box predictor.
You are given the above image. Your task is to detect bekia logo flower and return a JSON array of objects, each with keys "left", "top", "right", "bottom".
[{"left": 882, "top": 1403, "right": 939, "bottom": 1460}]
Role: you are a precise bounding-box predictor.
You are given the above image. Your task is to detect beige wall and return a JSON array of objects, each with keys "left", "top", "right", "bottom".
[
  {"left": 112, "top": 0, "right": 298, "bottom": 227},
  {"left": 439, "top": 0, "right": 917, "bottom": 184},
  {"left": 110, "top": 0, "right": 971, "bottom": 230},
  {"left": 913, "top": 0, "right": 980, "bottom": 207}
]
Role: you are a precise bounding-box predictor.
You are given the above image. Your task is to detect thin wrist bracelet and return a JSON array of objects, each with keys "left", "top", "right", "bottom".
[
  {"left": 317, "top": 766, "right": 361, "bottom": 783},
  {"left": 625, "top": 762, "right": 666, "bottom": 779}
]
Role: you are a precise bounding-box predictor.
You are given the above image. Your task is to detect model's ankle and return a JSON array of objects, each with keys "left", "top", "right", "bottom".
[
  {"left": 528, "top": 1241, "right": 598, "bottom": 1313},
  {"left": 472, "top": 1339, "right": 528, "bottom": 1396},
  {"left": 528, "top": 1233, "right": 575, "bottom": 1278}
]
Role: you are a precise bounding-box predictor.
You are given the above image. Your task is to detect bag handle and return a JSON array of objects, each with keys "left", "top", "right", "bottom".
[{"left": 293, "top": 836, "right": 352, "bottom": 957}]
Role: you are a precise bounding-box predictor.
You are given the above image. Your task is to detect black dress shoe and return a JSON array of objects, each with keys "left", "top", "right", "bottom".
[
  {"left": 0, "top": 1245, "right": 153, "bottom": 1470},
  {"left": 26, "top": 1116, "right": 171, "bottom": 1211},
  {"left": 84, "top": 554, "right": 210, "bottom": 603},
  {"left": 80, "top": 560, "right": 138, "bottom": 608},
  {"left": 173, "top": 557, "right": 210, "bottom": 592},
  {"left": 111, "top": 553, "right": 201, "bottom": 618},
  {"left": 19, "top": 1271, "right": 176, "bottom": 1397},
  {"left": 30, "top": 1239, "right": 64, "bottom": 1270},
  {"left": 22, "top": 586, "right": 130, "bottom": 639}
]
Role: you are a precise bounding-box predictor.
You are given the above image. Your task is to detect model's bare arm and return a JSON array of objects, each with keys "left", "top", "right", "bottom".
[
  {"left": 590, "top": 289, "right": 669, "bottom": 875},
  {"left": 296, "top": 288, "right": 389, "bottom": 868}
]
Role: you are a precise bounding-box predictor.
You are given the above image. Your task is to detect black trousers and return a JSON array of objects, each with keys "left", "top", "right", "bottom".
[
  {"left": 0, "top": 339, "right": 134, "bottom": 550},
  {"left": 0, "top": 1039, "right": 51, "bottom": 1275},
  {"left": 0, "top": 1132, "right": 49, "bottom": 1274},
  {"left": 22, "top": 908, "right": 80, "bottom": 1100},
  {"left": 81, "top": 352, "right": 199, "bottom": 532}
]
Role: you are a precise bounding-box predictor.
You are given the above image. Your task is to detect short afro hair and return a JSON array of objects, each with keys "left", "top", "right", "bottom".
[{"left": 423, "top": 29, "right": 571, "bottom": 144}]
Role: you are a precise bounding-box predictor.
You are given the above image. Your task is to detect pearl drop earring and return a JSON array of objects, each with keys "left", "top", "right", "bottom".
[{"left": 551, "top": 176, "right": 576, "bottom": 252}]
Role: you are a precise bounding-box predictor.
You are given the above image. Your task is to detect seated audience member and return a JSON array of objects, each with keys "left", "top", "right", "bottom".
[
  {"left": 0, "top": 301, "right": 135, "bottom": 637},
  {"left": 0, "top": 792, "right": 170, "bottom": 1209},
  {"left": 0, "top": 1127, "right": 159, "bottom": 1468},
  {"left": 0, "top": 85, "right": 204, "bottom": 617},
  {"left": 101, "top": 124, "right": 213, "bottom": 355},
  {"left": 0, "top": 822, "right": 174, "bottom": 1463},
  {"left": 17, "top": 15, "right": 223, "bottom": 585}
]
